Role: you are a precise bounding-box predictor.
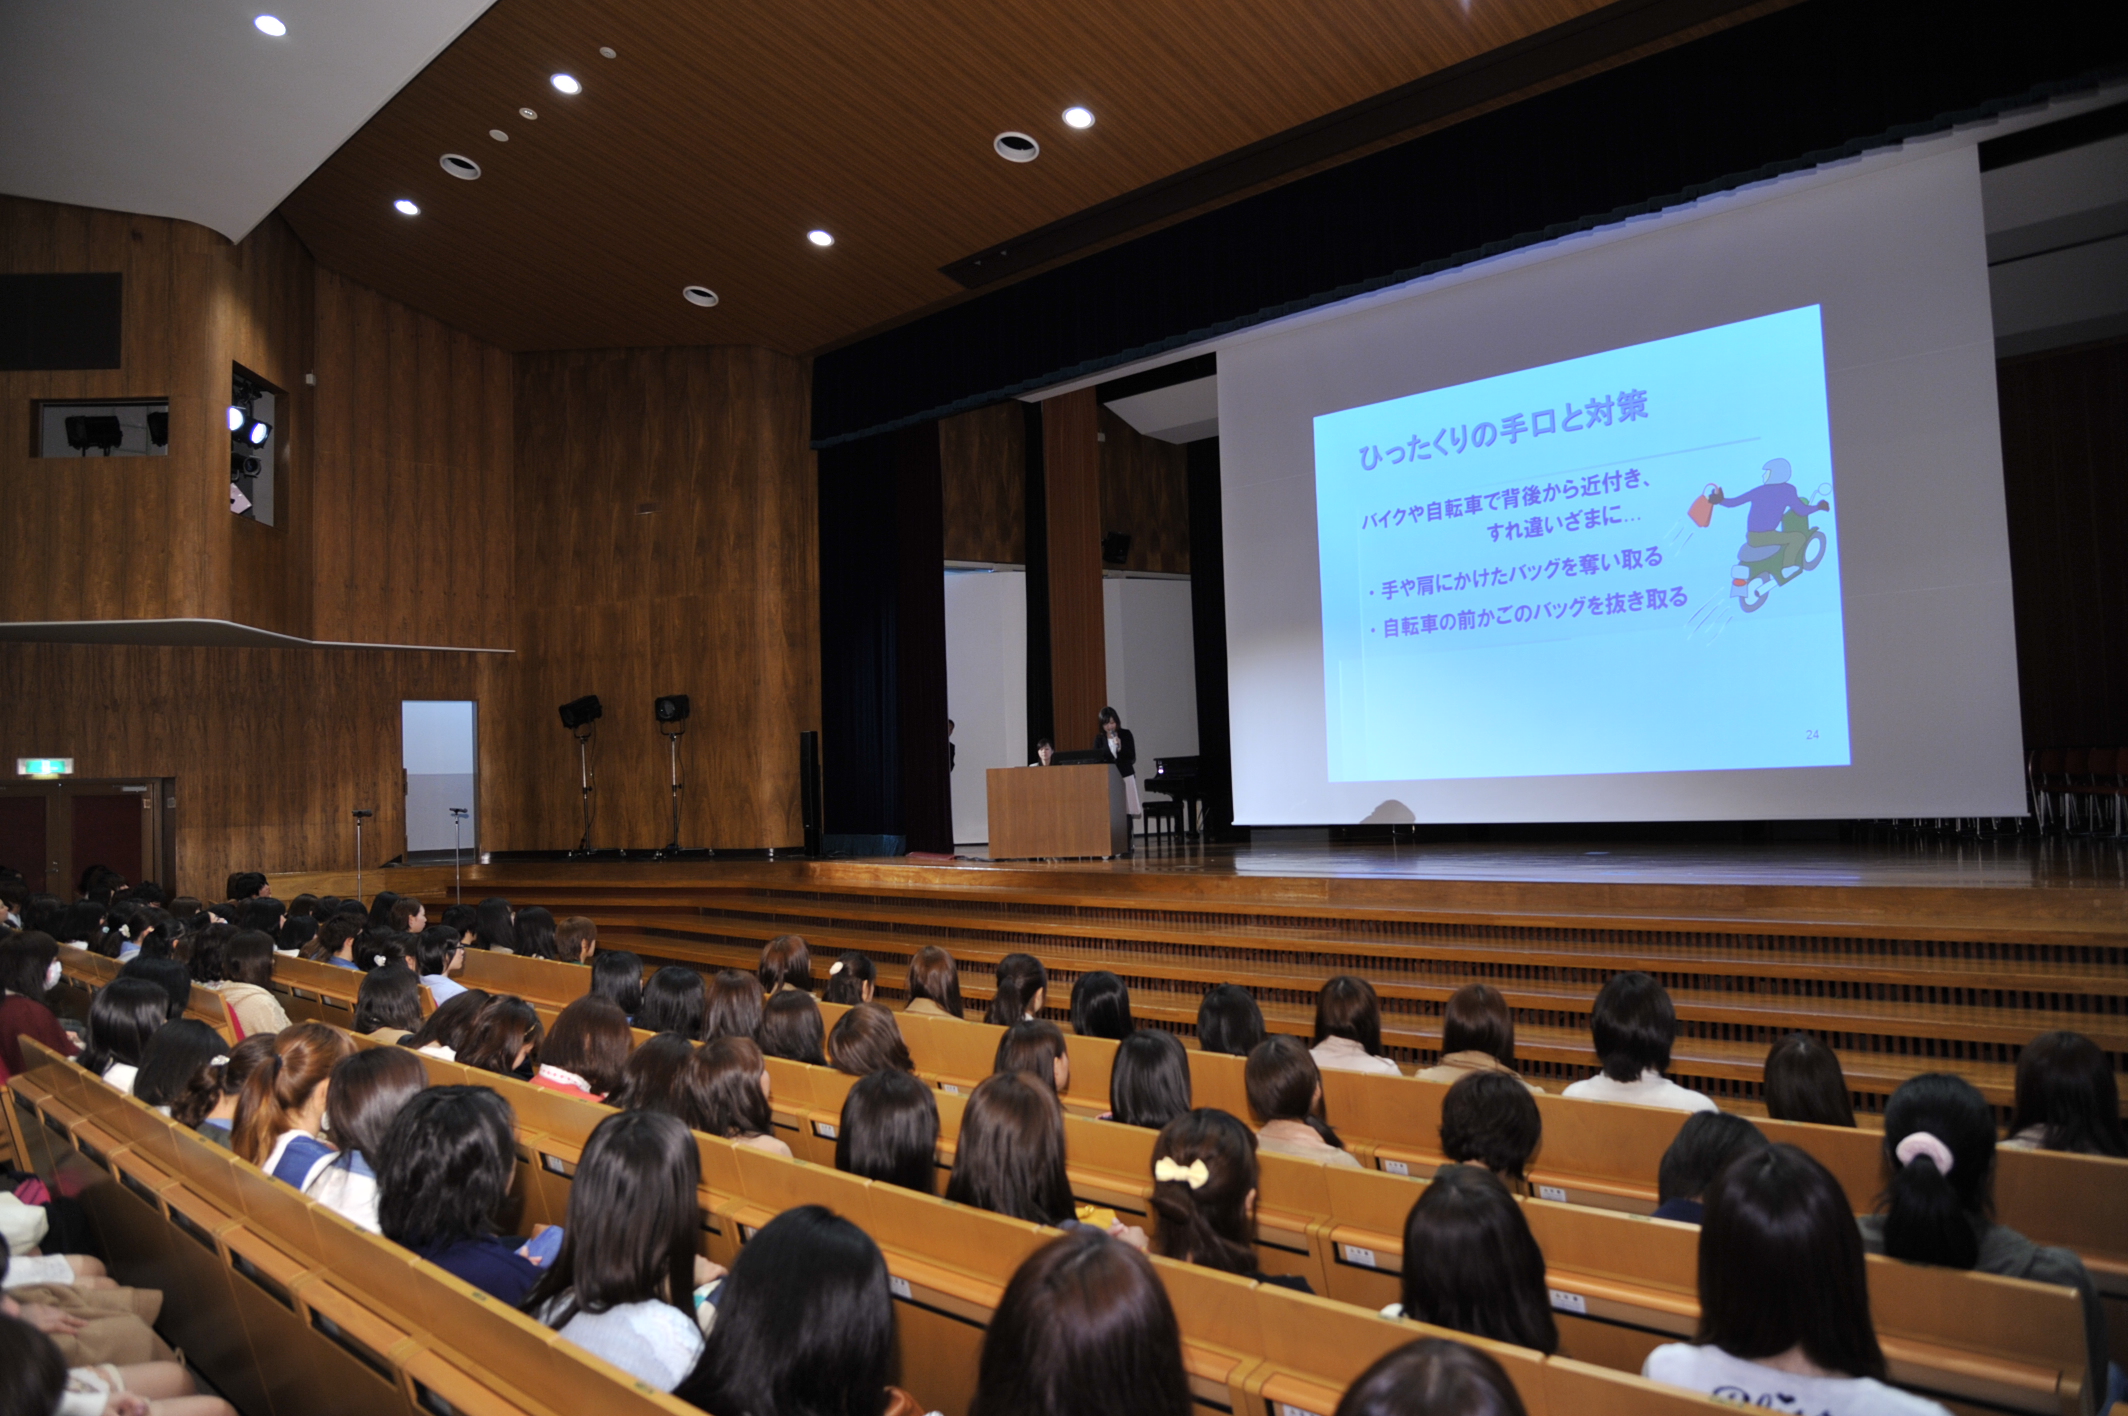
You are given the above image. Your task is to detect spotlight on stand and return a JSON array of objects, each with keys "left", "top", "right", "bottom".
[
  {"left": 653, "top": 695, "right": 709, "bottom": 860},
  {"left": 65, "top": 415, "right": 124, "bottom": 456},
  {"left": 244, "top": 418, "right": 272, "bottom": 446},
  {"left": 559, "top": 695, "right": 603, "bottom": 856}
]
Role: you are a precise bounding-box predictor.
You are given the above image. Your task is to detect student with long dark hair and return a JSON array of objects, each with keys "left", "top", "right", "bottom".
[
  {"left": 756, "top": 989, "right": 826, "bottom": 1066},
  {"left": 758, "top": 935, "right": 813, "bottom": 995},
  {"left": 405, "top": 987, "right": 492, "bottom": 1061},
  {"left": 971, "top": 1228, "right": 1190, "bottom": 1416},
  {"left": 1335, "top": 1339, "right": 1529, "bottom": 1416},
  {"left": 676, "top": 1206, "right": 903, "bottom": 1416},
  {"left": 2004, "top": 1031, "right": 2126, "bottom": 1156},
  {"left": 457, "top": 995, "right": 543, "bottom": 1079},
  {"left": 117, "top": 955, "right": 190, "bottom": 1020},
  {"left": 1246, "top": 1035, "right": 1360, "bottom": 1169},
  {"left": 1149, "top": 1109, "right": 1310, "bottom": 1292},
  {"left": 528, "top": 1111, "right": 717, "bottom": 1391},
  {"left": 1311, "top": 975, "right": 1402, "bottom": 1076},
  {"left": 904, "top": 945, "right": 963, "bottom": 1020},
  {"left": 378, "top": 1086, "right": 545, "bottom": 1304},
  {"left": 415, "top": 925, "right": 468, "bottom": 1005},
  {"left": 534, "top": 995, "right": 633, "bottom": 1100},
  {"left": 1653, "top": 1113, "right": 1768, "bottom": 1224},
  {"left": 702, "top": 969, "right": 764, "bottom": 1043},
  {"left": 1416, "top": 985, "right": 1540, "bottom": 1091},
  {"left": 639, "top": 967, "right": 709, "bottom": 1038},
  {"left": 946, "top": 1072, "right": 1076, "bottom": 1225},
  {"left": 1645, "top": 1145, "right": 1945, "bottom": 1415},
  {"left": 234, "top": 1023, "right": 357, "bottom": 1189},
  {"left": 1438, "top": 1071, "right": 1542, "bottom": 1187},
  {"left": 1762, "top": 1032, "right": 1855, "bottom": 1127},
  {"left": 1109, "top": 1028, "right": 1192, "bottom": 1129},
  {"left": 985, "top": 953, "right": 1048, "bottom": 1025},
  {"left": 197, "top": 1034, "right": 275, "bottom": 1147},
  {"left": 1069, "top": 971, "right": 1133, "bottom": 1039},
  {"left": 828, "top": 1003, "right": 914, "bottom": 1077},
  {"left": 307, "top": 1047, "right": 428, "bottom": 1233},
  {"left": 1196, "top": 983, "right": 1265, "bottom": 1057},
  {"left": 0, "top": 933, "right": 78, "bottom": 1074},
  {"left": 1860, "top": 1073, "right": 2107, "bottom": 1395},
  {"left": 1561, "top": 971, "right": 1714, "bottom": 1112},
  {"left": 1387, "top": 1166, "right": 1557, "bottom": 1354},
  {"left": 589, "top": 950, "right": 645, "bottom": 1021},
  {"left": 77, "top": 979, "right": 168, "bottom": 1094},
  {"left": 835, "top": 1068, "right": 939, "bottom": 1194},
  {"left": 213, "top": 930, "right": 292, "bottom": 1037},
  {"left": 512, "top": 906, "right": 559, "bottom": 961},
  {"left": 614, "top": 1033, "right": 698, "bottom": 1115},
  {"left": 472, "top": 897, "right": 516, "bottom": 954},
  {"left": 993, "top": 1018, "right": 1071, "bottom": 1095},
  {"left": 670, "top": 1037, "right": 791, "bottom": 1156},
  {"left": 353, "top": 965, "right": 423, "bottom": 1039},
  {"left": 820, "top": 951, "right": 876, "bottom": 1006},
  {"left": 132, "top": 1018, "right": 230, "bottom": 1123}
]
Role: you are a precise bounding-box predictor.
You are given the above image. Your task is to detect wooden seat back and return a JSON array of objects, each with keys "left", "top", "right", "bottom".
[{"left": 458, "top": 950, "right": 589, "bottom": 1006}]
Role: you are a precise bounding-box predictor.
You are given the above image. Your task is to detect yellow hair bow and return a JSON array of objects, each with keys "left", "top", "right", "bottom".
[{"left": 1154, "top": 1156, "right": 1210, "bottom": 1189}]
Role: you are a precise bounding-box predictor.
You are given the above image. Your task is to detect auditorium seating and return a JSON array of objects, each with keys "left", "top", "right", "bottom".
[{"left": 7, "top": 1037, "right": 1746, "bottom": 1416}]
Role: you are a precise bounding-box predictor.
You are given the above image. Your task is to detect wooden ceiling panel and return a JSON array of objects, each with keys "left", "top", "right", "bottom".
[{"left": 279, "top": 0, "right": 1618, "bottom": 354}]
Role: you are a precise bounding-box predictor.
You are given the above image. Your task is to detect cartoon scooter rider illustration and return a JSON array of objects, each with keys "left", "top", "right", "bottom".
[{"left": 1709, "top": 458, "right": 1830, "bottom": 579}]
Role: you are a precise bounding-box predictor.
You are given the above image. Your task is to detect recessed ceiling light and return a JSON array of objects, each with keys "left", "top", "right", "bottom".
[
  {"left": 994, "top": 131, "right": 1039, "bottom": 162},
  {"left": 1063, "top": 106, "right": 1095, "bottom": 129},
  {"left": 599, "top": 46, "right": 617, "bottom": 58},
  {"left": 489, "top": 128, "right": 509, "bottom": 142},
  {"left": 682, "top": 285, "right": 719, "bottom": 307},
  {"left": 253, "top": 14, "right": 286, "bottom": 37},
  {"left": 393, "top": 199, "right": 420, "bottom": 216},
  {"left": 519, "top": 107, "right": 538, "bottom": 120},
  {"left": 807, "top": 229, "right": 835, "bottom": 247},
  {"left": 550, "top": 73, "right": 581, "bottom": 95},
  {"left": 440, "top": 153, "right": 481, "bottom": 180}
]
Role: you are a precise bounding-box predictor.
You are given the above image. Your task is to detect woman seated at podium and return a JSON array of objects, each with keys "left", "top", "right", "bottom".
[{"left": 1030, "top": 738, "right": 1054, "bottom": 766}]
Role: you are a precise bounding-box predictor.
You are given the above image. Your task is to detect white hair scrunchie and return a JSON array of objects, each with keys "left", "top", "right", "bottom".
[
  {"left": 371, "top": 953, "right": 388, "bottom": 968},
  {"left": 1154, "top": 1156, "right": 1211, "bottom": 1190},
  {"left": 829, "top": 961, "right": 844, "bottom": 975},
  {"left": 1894, "top": 1131, "right": 1954, "bottom": 1176},
  {"left": 209, "top": 1056, "right": 230, "bottom": 1067}
]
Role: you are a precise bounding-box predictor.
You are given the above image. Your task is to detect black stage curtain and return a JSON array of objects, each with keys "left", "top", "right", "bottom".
[
  {"left": 818, "top": 422, "right": 953, "bottom": 853},
  {"left": 1186, "top": 437, "right": 1235, "bottom": 835},
  {"left": 814, "top": 0, "right": 2128, "bottom": 445}
]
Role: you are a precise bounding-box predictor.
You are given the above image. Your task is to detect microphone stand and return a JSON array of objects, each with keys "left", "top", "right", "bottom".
[
  {"left": 450, "top": 807, "right": 470, "bottom": 905},
  {"left": 572, "top": 726, "right": 596, "bottom": 857},
  {"left": 352, "top": 808, "right": 374, "bottom": 901}
]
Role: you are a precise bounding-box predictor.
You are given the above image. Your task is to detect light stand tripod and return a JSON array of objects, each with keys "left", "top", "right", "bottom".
[
  {"left": 571, "top": 725, "right": 597, "bottom": 857},
  {"left": 450, "top": 807, "right": 470, "bottom": 905},
  {"left": 352, "top": 808, "right": 374, "bottom": 901},
  {"left": 653, "top": 722, "right": 710, "bottom": 859}
]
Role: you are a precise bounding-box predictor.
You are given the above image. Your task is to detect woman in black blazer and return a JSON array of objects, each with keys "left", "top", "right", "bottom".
[{"left": 1097, "top": 707, "right": 1141, "bottom": 828}]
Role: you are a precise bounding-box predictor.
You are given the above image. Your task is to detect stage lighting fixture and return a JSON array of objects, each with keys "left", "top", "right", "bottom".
[
  {"left": 232, "top": 452, "right": 262, "bottom": 478},
  {"left": 147, "top": 411, "right": 168, "bottom": 447},
  {"left": 254, "top": 15, "right": 286, "bottom": 37},
  {"left": 227, "top": 405, "right": 246, "bottom": 432},
  {"left": 65, "top": 415, "right": 124, "bottom": 455},
  {"left": 245, "top": 418, "right": 271, "bottom": 446},
  {"left": 559, "top": 694, "right": 604, "bottom": 730},
  {"left": 654, "top": 694, "right": 691, "bottom": 724}
]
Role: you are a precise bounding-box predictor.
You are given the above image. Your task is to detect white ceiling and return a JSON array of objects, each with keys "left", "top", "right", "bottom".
[{"left": 0, "top": 0, "right": 493, "bottom": 242}]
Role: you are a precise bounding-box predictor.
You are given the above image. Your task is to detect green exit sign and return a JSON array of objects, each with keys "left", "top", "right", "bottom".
[{"left": 17, "top": 758, "right": 73, "bottom": 778}]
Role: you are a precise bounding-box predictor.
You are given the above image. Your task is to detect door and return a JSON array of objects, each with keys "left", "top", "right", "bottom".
[
  {"left": 402, "top": 701, "right": 477, "bottom": 857},
  {"left": 0, "top": 780, "right": 172, "bottom": 897}
]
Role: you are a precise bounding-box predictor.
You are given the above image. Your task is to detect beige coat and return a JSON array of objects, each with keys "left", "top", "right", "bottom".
[
  {"left": 1411, "top": 1050, "right": 1544, "bottom": 1092},
  {"left": 215, "top": 981, "right": 291, "bottom": 1038}
]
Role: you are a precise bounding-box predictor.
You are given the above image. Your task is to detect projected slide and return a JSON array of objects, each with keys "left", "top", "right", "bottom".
[{"left": 1314, "top": 305, "right": 1850, "bottom": 784}]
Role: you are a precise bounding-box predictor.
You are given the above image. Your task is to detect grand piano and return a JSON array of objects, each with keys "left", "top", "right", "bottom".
[{"left": 1142, "top": 755, "right": 1203, "bottom": 839}]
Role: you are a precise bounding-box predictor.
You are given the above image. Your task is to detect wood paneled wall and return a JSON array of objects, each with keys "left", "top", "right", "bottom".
[
  {"left": 310, "top": 268, "right": 515, "bottom": 648},
  {"left": 0, "top": 641, "right": 502, "bottom": 898},
  {"left": 1043, "top": 388, "right": 1106, "bottom": 747},
  {"left": 509, "top": 346, "right": 819, "bottom": 851},
  {"left": 1997, "top": 336, "right": 2128, "bottom": 750},
  {"left": 939, "top": 401, "right": 1025, "bottom": 564},
  {"left": 0, "top": 197, "right": 309, "bottom": 629},
  {"left": 1098, "top": 405, "right": 1191, "bottom": 575}
]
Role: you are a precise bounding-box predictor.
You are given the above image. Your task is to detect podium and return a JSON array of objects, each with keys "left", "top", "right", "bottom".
[{"left": 986, "top": 763, "right": 1130, "bottom": 860}]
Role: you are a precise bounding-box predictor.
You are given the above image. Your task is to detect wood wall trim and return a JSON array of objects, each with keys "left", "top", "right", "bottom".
[{"left": 1042, "top": 388, "right": 1105, "bottom": 748}]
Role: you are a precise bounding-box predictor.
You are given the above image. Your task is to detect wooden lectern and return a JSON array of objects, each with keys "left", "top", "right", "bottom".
[{"left": 986, "top": 764, "right": 1130, "bottom": 860}]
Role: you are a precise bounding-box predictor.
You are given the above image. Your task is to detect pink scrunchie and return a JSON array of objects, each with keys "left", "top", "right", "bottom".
[{"left": 1894, "top": 1130, "right": 1954, "bottom": 1175}]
